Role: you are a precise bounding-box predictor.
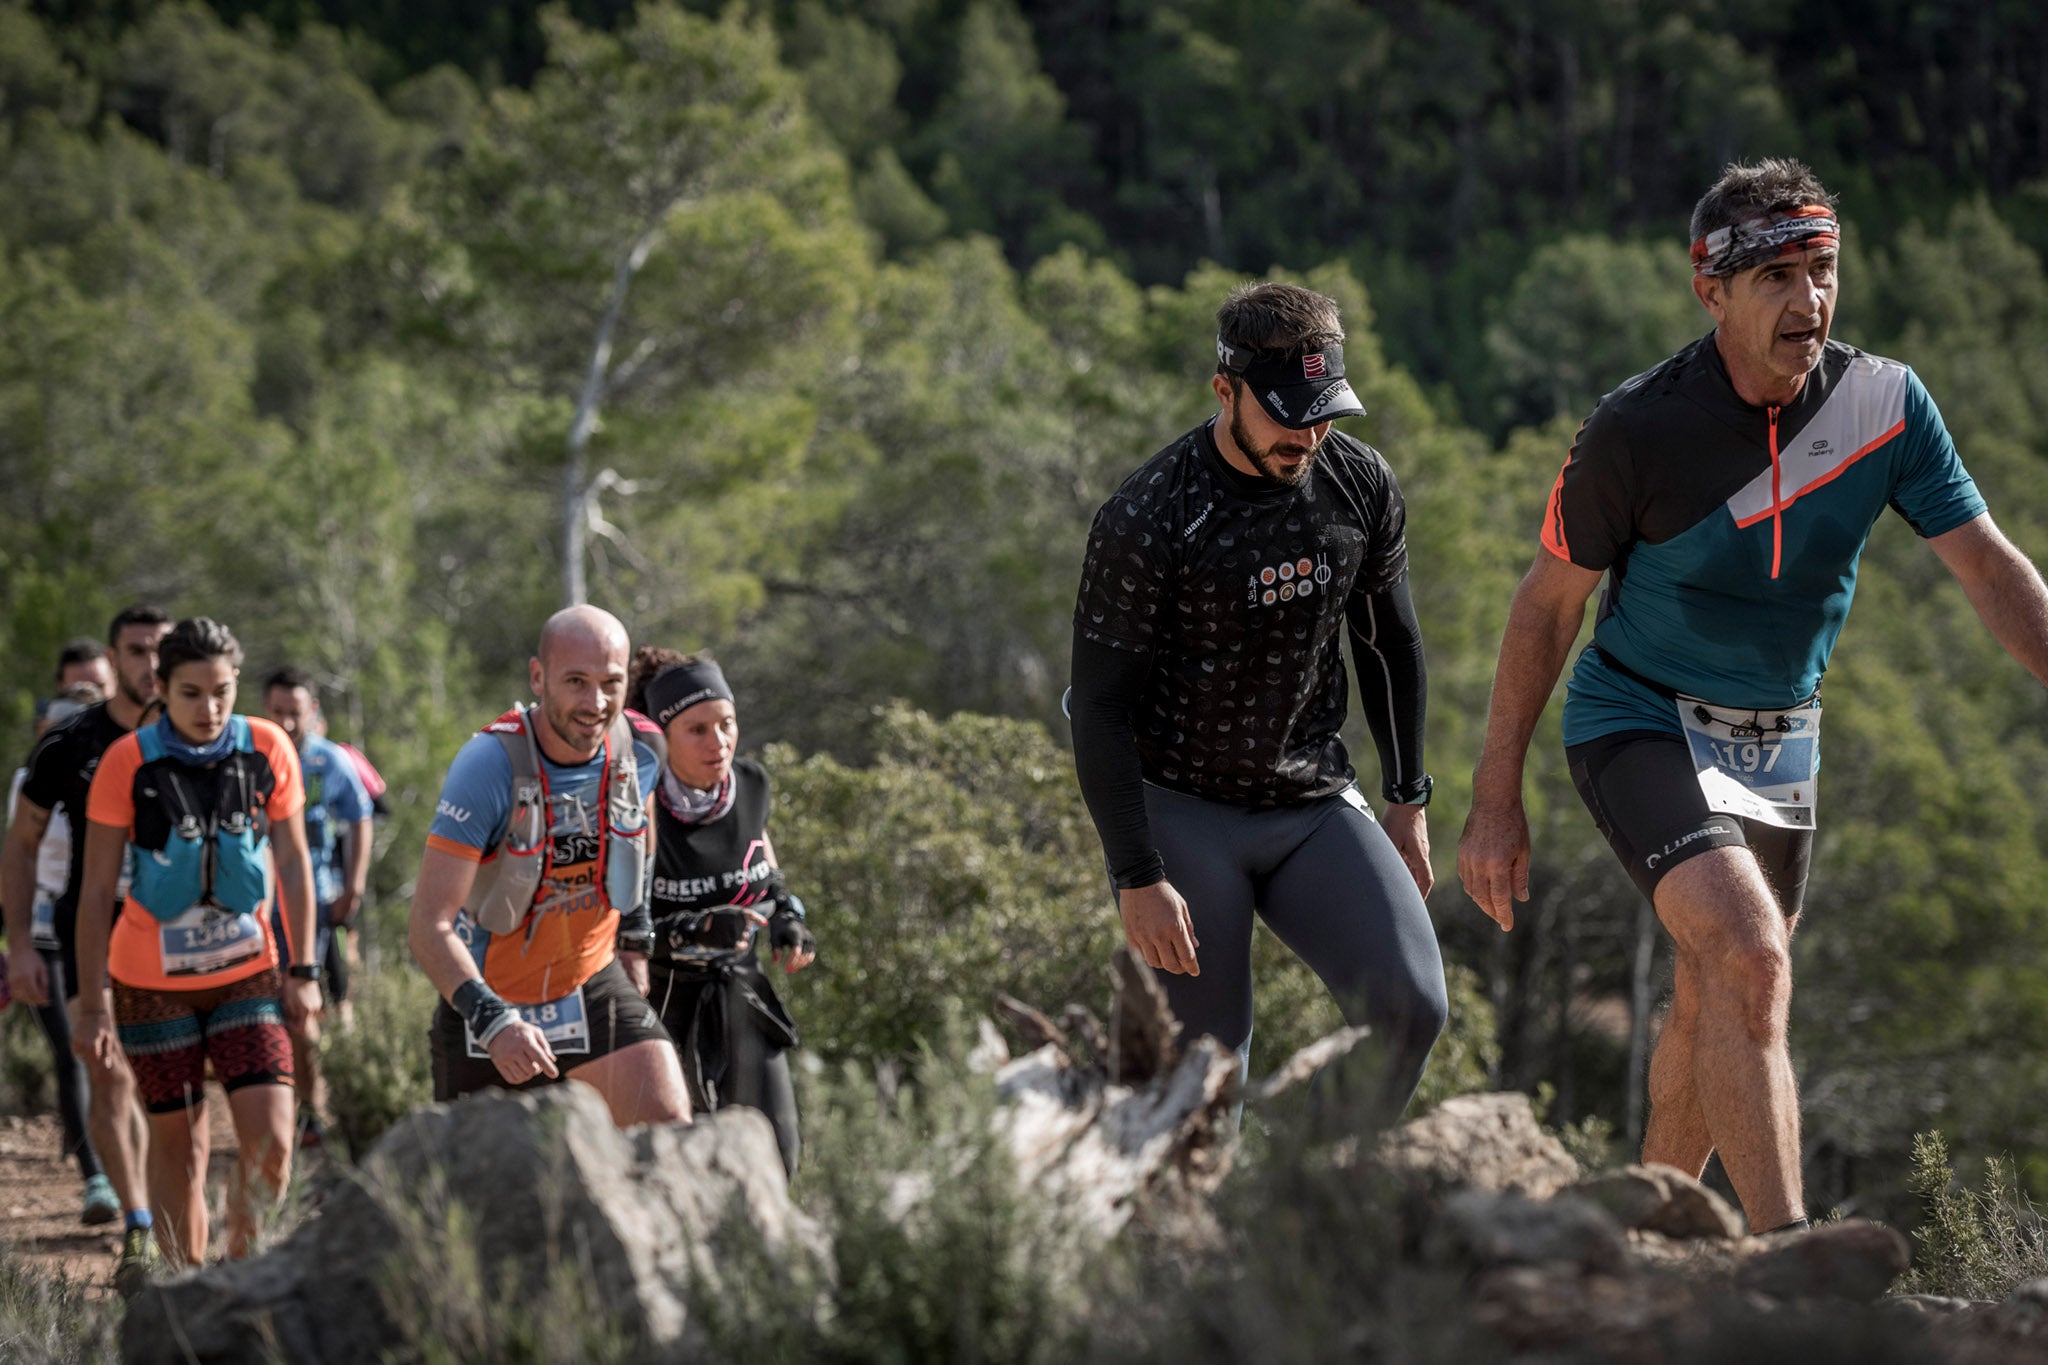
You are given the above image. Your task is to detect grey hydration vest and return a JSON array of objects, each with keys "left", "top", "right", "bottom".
[{"left": 463, "top": 706, "right": 655, "bottom": 936}]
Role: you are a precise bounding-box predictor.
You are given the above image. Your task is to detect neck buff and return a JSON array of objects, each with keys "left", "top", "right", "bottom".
[
  {"left": 659, "top": 764, "right": 736, "bottom": 825},
  {"left": 154, "top": 712, "right": 236, "bottom": 765},
  {"left": 1691, "top": 205, "right": 1839, "bottom": 277},
  {"left": 645, "top": 660, "right": 735, "bottom": 731}
]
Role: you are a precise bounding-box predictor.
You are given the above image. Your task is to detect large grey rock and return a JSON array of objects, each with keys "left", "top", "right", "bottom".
[
  {"left": 1376, "top": 1092, "right": 1580, "bottom": 1199},
  {"left": 1733, "top": 1218, "right": 1909, "bottom": 1302},
  {"left": 1574, "top": 1163, "right": 1744, "bottom": 1240},
  {"left": 123, "top": 1084, "right": 816, "bottom": 1365}
]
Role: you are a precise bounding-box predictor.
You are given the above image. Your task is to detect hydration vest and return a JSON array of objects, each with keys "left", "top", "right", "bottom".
[
  {"left": 463, "top": 706, "right": 658, "bottom": 936},
  {"left": 126, "top": 717, "right": 274, "bottom": 925}
]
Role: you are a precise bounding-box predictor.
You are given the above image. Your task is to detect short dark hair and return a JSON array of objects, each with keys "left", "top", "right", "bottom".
[
  {"left": 264, "top": 665, "right": 316, "bottom": 696},
  {"left": 1689, "top": 158, "right": 1838, "bottom": 246},
  {"left": 626, "top": 645, "right": 711, "bottom": 716},
  {"left": 56, "top": 637, "right": 105, "bottom": 681},
  {"left": 156, "top": 618, "right": 243, "bottom": 681},
  {"left": 1215, "top": 282, "right": 1344, "bottom": 378},
  {"left": 108, "top": 604, "right": 172, "bottom": 645}
]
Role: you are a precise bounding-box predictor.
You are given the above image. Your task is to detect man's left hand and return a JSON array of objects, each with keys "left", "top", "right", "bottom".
[
  {"left": 330, "top": 889, "right": 362, "bottom": 926},
  {"left": 620, "top": 950, "right": 650, "bottom": 996},
  {"left": 1383, "top": 803, "right": 1434, "bottom": 898}
]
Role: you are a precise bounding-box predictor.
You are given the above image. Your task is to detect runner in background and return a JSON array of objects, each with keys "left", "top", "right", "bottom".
[
  {"left": 261, "top": 668, "right": 372, "bottom": 1148},
  {"left": 315, "top": 709, "right": 387, "bottom": 1026},
  {"left": 3, "top": 604, "right": 172, "bottom": 1293},
  {"left": 4, "top": 681, "right": 117, "bottom": 1225},
  {"left": 628, "top": 649, "right": 814, "bottom": 1175}
]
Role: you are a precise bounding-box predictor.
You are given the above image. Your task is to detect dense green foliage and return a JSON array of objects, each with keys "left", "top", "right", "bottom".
[{"left": 3, "top": 0, "right": 2048, "bottom": 1232}]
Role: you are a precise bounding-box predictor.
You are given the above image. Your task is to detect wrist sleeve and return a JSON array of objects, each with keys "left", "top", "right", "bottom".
[
  {"left": 1346, "top": 575, "right": 1428, "bottom": 803},
  {"left": 1069, "top": 633, "right": 1166, "bottom": 889}
]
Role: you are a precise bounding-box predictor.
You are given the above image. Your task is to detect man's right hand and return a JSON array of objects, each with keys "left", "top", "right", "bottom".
[
  {"left": 1458, "top": 792, "right": 1532, "bottom": 931},
  {"left": 8, "top": 949, "right": 48, "bottom": 1009},
  {"left": 486, "top": 1019, "right": 559, "bottom": 1085},
  {"left": 1119, "top": 881, "right": 1200, "bottom": 976}
]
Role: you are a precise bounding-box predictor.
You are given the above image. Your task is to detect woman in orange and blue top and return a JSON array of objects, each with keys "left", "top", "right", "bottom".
[{"left": 72, "top": 618, "right": 320, "bottom": 1270}]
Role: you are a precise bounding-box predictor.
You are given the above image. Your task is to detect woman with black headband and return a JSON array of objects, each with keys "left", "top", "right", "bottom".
[{"left": 627, "top": 648, "right": 814, "bottom": 1175}]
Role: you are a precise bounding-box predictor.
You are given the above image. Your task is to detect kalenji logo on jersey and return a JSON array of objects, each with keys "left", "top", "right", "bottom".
[{"left": 1302, "top": 353, "right": 1327, "bottom": 379}]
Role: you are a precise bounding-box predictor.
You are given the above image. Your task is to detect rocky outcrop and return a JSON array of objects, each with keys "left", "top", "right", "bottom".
[
  {"left": 122, "top": 1084, "right": 815, "bottom": 1365},
  {"left": 1574, "top": 1163, "right": 1745, "bottom": 1240},
  {"left": 1376, "top": 1090, "right": 1581, "bottom": 1199}
]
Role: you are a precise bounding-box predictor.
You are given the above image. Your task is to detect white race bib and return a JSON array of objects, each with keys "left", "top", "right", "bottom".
[
  {"left": 1677, "top": 695, "right": 1820, "bottom": 831},
  {"left": 158, "top": 904, "right": 266, "bottom": 978},
  {"left": 465, "top": 985, "right": 590, "bottom": 1059},
  {"left": 30, "top": 891, "right": 59, "bottom": 952}
]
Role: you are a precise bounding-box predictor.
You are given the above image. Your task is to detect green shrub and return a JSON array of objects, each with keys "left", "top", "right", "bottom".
[
  {"left": 1898, "top": 1128, "right": 2048, "bottom": 1299},
  {"left": 768, "top": 704, "right": 1119, "bottom": 1067},
  {"left": 0, "top": 1248, "right": 122, "bottom": 1364},
  {"left": 321, "top": 964, "right": 438, "bottom": 1158},
  {"left": 696, "top": 1028, "right": 1086, "bottom": 1364}
]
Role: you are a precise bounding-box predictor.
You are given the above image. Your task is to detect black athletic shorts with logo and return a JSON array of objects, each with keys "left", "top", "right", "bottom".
[
  {"left": 429, "top": 958, "right": 672, "bottom": 1102},
  {"left": 1566, "top": 729, "right": 1812, "bottom": 917}
]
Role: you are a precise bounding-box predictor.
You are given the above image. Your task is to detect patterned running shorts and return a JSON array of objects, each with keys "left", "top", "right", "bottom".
[{"left": 113, "top": 967, "right": 295, "bottom": 1114}]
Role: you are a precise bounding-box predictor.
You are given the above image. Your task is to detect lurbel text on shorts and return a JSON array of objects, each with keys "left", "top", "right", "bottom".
[{"left": 1644, "top": 822, "right": 1735, "bottom": 868}]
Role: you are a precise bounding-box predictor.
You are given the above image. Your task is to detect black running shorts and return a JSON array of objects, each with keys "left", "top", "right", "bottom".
[
  {"left": 1566, "top": 729, "right": 1812, "bottom": 917},
  {"left": 429, "top": 957, "right": 672, "bottom": 1103}
]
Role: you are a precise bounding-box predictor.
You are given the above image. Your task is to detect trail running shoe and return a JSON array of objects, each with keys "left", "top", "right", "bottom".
[
  {"left": 113, "top": 1226, "right": 160, "bottom": 1298},
  {"left": 80, "top": 1175, "right": 119, "bottom": 1226}
]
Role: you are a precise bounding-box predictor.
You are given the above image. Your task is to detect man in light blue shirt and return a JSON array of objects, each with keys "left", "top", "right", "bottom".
[{"left": 264, "top": 667, "right": 372, "bottom": 1147}]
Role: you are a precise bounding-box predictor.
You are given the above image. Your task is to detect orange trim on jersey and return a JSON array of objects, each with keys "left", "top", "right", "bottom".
[
  {"left": 1732, "top": 418, "right": 1905, "bottom": 530},
  {"left": 426, "top": 832, "right": 486, "bottom": 863},
  {"left": 1539, "top": 459, "right": 1572, "bottom": 561}
]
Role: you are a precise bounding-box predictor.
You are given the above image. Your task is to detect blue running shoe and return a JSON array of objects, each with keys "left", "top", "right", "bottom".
[{"left": 81, "top": 1175, "right": 119, "bottom": 1226}]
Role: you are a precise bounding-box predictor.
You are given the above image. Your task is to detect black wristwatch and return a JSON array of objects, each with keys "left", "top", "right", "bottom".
[
  {"left": 1383, "top": 773, "right": 1434, "bottom": 807},
  {"left": 616, "top": 932, "right": 655, "bottom": 956},
  {"left": 286, "top": 963, "right": 322, "bottom": 981}
]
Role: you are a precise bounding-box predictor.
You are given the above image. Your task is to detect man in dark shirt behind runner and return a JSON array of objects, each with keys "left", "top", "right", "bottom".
[
  {"left": 2, "top": 604, "right": 172, "bottom": 1292},
  {"left": 1069, "top": 282, "right": 1447, "bottom": 1121},
  {"left": 1458, "top": 159, "right": 2048, "bottom": 1234}
]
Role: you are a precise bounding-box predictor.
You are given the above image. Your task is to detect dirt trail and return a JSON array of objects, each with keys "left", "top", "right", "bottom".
[{"left": 1, "top": 1085, "right": 247, "bottom": 1297}]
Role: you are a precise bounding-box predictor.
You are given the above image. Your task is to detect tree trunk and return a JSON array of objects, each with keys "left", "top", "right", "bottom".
[{"left": 563, "top": 224, "right": 662, "bottom": 606}]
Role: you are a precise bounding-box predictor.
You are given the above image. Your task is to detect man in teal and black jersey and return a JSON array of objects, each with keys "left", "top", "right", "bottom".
[{"left": 1458, "top": 159, "right": 2048, "bottom": 1235}]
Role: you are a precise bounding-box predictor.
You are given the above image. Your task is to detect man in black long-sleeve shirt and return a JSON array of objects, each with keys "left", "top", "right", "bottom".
[{"left": 1069, "top": 282, "right": 1446, "bottom": 1114}]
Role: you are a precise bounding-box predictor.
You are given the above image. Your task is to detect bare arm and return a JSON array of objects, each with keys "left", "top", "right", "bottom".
[
  {"left": 334, "top": 816, "right": 374, "bottom": 924},
  {"left": 1457, "top": 552, "right": 1604, "bottom": 930},
  {"left": 408, "top": 845, "right": 487, "bottom": 1002},
  {"left": 271, "top": 808, "right": 323, "bottom": 1024},
  {"left": 2, "top": 797, "right": 53, "bottom": 1004},
  {"left": 408, "top": 843, "right": 560, "bottom": 1082},
  {"left": 71, "top": 819, "right": 128, "bottom": 1005},
  {"left": 1929, "top": 514, "right": 2048, "bottom": 685}
]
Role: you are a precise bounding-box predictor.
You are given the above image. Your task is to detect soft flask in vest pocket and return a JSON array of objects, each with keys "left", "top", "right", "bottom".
[
  {"left": 132, "top": 822, "right": 208, "bottom": 924},
  {"left": 603, "top": 741, "right": 649, "bottom": 915},
  {"left": 210, "top": 817, "right": 272, "bottom": 916},
  {"left": 473, "top": 777, "right": 548, "bottom": 935}
]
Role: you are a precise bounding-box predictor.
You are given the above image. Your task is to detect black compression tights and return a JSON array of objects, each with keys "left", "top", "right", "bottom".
[
  {"left": 1140, "top": 784, "right": 1449, "bottom": 1124},
  {"left": 31, "top": 951, "right": 102, "bottom": 1182}
]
